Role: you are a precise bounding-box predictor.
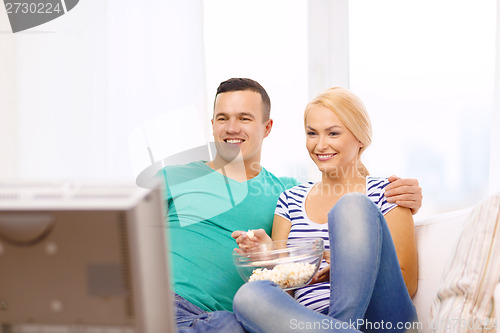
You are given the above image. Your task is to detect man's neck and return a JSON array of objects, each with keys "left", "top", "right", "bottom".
[{"left": 208, "top": 157, "right": 262, "bottom": 182}]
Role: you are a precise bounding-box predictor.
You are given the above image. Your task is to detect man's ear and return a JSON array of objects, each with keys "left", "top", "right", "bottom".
[{"left": 264, "top": 119, "right": 273, "bottom": 138}]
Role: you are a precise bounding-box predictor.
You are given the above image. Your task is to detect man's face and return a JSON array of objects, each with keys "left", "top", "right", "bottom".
[{"left": 211, "top": 90, "right": 273, "bottom": 166}]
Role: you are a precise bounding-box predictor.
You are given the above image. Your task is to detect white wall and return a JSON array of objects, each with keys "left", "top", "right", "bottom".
[
  {"left": 308, "top": 0, "right": 349, "bottom": 97},
  {"left": 307, "top": 0, "right": 349, "bottom": 182},
  {"left": 0, "top": 8, "right": 17, "bottom": 178},
  {"left": 13, "top": 1, "right": 109, "bottom": 180},
  {"left": 348, "top": 0, "right": 497, "bottom": 216},
  {"left": 0, "top": 0, "right": 206, "bottom": 182},
  {"left": 1, "top": 0, "right": 499, "bottom": 216},
  {"left": 203, "top": 0, "right": 310, "bottom": 181}
]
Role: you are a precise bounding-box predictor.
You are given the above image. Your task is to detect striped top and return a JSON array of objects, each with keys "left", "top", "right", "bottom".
[{"left": 274, "top": 176, "right": 397, "bottom": 313}]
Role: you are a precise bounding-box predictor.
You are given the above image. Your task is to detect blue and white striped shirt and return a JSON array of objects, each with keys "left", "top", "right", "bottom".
[{"left": 274, "top": 176, "right": 397, "bottom": 313}]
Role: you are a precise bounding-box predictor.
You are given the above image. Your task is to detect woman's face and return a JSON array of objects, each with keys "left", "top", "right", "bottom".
[{"left": 305, "top": 105, "right": 363, "bottom": 176}]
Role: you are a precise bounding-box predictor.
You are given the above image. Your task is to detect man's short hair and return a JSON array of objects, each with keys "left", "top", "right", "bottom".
[{"left": 215, "top": 78, "right": 271, "bottom": 121}]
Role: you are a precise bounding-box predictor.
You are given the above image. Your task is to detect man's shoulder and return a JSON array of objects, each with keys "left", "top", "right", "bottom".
[
  {"left": 161, "top": 160, "right": 209, "bottom": 175},
  {"left": 159, "top": 161, "right": 211, "bottom": 185},
  {"left": 163, "top": 160, "right": 206, "bottom": 171},
  {"left": 259, "top": 167, "right": 299, "bottom": 190},
  {"left": 277, "top": 176, "right": 300, "bottom": 190}
]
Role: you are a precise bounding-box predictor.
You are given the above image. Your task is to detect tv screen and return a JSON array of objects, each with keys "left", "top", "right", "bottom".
[{"left": 0, "top": 182, "right": 175, "bottom": 333}]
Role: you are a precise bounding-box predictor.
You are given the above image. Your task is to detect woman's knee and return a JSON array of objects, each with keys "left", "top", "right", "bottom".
[
  {"left": 233, "top": 280, "right": 276, "bottom": 311},
  {"left": 328, "top": 193, "right": 376, "bottom": 222}
]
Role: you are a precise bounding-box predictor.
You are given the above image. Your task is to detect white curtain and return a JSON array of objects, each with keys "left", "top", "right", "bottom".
[
  {"left": 202, "top": 0, "right": 310, "bottom": 181},
  {"left": 2, "top": 0, "right": 498, "bottom": 207},
  {"left": 0, "top": 0, "right": 207, "bottom": 182},
  {"left": 491, "top": 0, "right": 500, "bottom": 194},
  {"left": 348, "top": 0, "right": 496, "bottom": 216}
]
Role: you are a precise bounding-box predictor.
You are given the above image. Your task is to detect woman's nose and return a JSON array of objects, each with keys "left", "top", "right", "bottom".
[{"left": 316, "top": 135, "right": 328, "bottom": 149}]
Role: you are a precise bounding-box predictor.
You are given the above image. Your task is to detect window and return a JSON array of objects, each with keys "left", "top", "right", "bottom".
[
  {"left": 203, "top": 0, "right": 310, "bottom": 179},
  {"left": 349, "top": 0, "right": 497, "bottom": 216}
]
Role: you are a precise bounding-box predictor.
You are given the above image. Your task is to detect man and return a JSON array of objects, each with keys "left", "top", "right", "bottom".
[{"left": 161, "top": 78, "right": 422, "bottom": 332}]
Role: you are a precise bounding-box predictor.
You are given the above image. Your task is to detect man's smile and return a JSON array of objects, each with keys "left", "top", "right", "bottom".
[{"left": 224, "top": 139, "right": 245, "bottom": 144}]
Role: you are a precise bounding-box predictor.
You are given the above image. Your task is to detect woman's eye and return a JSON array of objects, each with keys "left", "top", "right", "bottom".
[
  {"left": 306, "top": 131, "right": 317, "bottom": 136},
  {"left": 329, "top": 132, "right": 340, "bottom": 136}
]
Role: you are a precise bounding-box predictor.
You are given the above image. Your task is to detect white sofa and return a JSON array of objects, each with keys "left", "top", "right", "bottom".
[{"left": 413, "top": 207, "right": 500, "bottom": 333}]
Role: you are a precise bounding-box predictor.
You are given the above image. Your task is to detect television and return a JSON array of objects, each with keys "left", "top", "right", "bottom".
[{"left": 0, "top": 182, "right": 175, "bottom": 333}]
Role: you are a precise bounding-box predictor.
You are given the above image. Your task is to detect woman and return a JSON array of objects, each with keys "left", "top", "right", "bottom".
[{"left": 231, "top": 87, "right": 419, "bottom": 333}]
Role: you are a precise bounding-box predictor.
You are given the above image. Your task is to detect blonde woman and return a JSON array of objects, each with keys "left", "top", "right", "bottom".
[{"left": 232, "top": 87, "right": 419, "bottom": 333}]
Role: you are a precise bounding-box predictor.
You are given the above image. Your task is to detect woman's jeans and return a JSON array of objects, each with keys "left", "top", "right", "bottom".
[{"left": 232, "top": 193, "right": 419, "bottom": 333}]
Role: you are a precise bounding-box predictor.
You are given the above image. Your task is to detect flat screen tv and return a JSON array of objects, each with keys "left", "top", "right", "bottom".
[{"left": 0, "top": 182, "right": 175, "bottom": 333}]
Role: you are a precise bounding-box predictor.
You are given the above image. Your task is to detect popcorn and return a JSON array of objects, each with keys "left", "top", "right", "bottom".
[
  {"left": 248, "top": 262, "right": 316, "bottom": 289},
  {"left": 246, "top": 229, "right": 255, "bottom": 240}
]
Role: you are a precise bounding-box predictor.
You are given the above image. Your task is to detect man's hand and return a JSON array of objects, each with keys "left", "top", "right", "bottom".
[
  {"left": 231, "top": 229, "right": 272, "bottom": 253},
  {"left": 385, "top": 176, "right": 423, "bottom": 215}
]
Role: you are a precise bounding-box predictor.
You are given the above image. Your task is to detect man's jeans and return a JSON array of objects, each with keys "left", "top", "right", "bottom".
[
  {"left": 232, "top": 193, "right": 419, "bottom": 333},
  {"left": 175, "top": 293, "right": 246, "bottom": 333}
]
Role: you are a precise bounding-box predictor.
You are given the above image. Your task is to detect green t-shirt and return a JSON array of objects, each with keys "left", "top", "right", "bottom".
[{"left": 161, "top": 161, "right": 297, "bottom": 312}]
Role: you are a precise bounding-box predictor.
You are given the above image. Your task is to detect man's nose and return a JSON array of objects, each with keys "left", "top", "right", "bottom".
[{"left": 226, "top": 119, "right": 240, "bottom": 133}]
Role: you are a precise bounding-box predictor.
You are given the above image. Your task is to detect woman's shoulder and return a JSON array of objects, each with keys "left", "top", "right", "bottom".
[
  {"left": 366, "top": 176, "right": 397, "bottom": 215},
  {"left": 277, "top": 182, "right": 315, "bottom": 203},
  {"left": 281, "top": 181, "right": 316, "bottom": 196},
  {"left": 366, "top": 176, "right": 391, "bottom": 193},
  {"left": 275, "top": 182, "right": 315, "bottom": 215}
]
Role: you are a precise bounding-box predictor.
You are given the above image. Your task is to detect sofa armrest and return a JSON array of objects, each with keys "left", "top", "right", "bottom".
[{"left": 495, "top": 283, "right": 500, "bottom": 333}]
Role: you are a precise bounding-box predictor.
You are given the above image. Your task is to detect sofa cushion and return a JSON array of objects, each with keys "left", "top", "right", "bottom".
[
  {"left": 413, "top": 208, "right": 471, "bottom": 332},
  {"left": 429, "top": 193, "right": 500, "bottom": 332}
]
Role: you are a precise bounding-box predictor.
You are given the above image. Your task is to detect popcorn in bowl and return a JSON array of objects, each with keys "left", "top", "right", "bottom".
[
  {"left": 248, "top": 262, "right": 317, "bottom": 289},
  {"left": 233, "top": 238, "right": 324, "bottom": 290}
]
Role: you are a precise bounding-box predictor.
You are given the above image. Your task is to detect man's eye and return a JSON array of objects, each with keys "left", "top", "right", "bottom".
[{"left": 216, "top": 117, "right": 227, "bottom": 121}]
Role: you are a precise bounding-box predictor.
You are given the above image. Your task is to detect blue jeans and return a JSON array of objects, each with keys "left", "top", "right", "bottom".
[
  {"left": 175, "top": 293, "right": 247, "bottom": 332},
  {"left": 232, "top": 193, "right": 418, "bottom": 333}
]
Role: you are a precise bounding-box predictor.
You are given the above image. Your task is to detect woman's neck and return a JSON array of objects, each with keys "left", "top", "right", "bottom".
[{"left": 319, "top": 166, "right": 366, "bottom": 196}]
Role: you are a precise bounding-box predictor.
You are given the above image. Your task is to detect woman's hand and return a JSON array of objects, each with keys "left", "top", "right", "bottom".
[
  {"left": 309, "top": 251, "right": 331, "bottom": 284},
  {"left": 231, "top": 228, "right": 272, "bottom": 253},
  {"left": 310, "top": 265, "right": 330, "bottom": 284}
]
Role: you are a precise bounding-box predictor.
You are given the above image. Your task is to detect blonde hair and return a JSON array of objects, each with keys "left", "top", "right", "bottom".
[{"left": 304, "top": 87, "right": 372, "bottom": 177}]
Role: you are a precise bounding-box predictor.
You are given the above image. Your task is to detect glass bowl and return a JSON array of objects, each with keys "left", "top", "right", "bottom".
[{"left": 233, "top": 238, "right": 324, "bottom": 290}]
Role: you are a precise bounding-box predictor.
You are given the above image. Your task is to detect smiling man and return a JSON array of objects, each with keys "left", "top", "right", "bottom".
[
  {"left": 161, "top": 78, "right": 422, "bottom": 332},
  {"left": 209, "top": 82, "right": 272, "bottom": 181}
]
